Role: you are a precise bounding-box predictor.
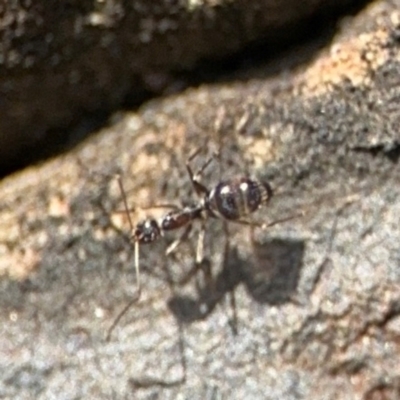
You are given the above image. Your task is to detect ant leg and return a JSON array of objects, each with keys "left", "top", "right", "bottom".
[
  {"left": 253, "top": 193, "right": 359, "bottom": 231},
  {"left": 195, "top": 222, "right": 213, "bottom": 291},
  {"left": 222, "top": 221, "right": 239, "bottom": 335},
  {"left": 113, "top": 203, "right": 181, "bottom": 215},
  {"left": 142, "top": 204, "right": 180, "bottom": 211},
  {"left": 260, "top": 211, "right": 306, "bottom": 229},
  {"left": 171, "top": 223, "right": 206, "bottom": 286},
  {"left": 227, "top": 288, "right": 238, "bottom": 335},
  {"left": 195, "top": 222, "right": 206, "bottom": 265},
  {"left": 166, "top": 224, "right": 193, "bottom": 256},
  {"left": 186, "top": 149, "right": 218, "bottom": 197},
  {"left": 232, "top": 211, "right": 306, "bottom": 229}
]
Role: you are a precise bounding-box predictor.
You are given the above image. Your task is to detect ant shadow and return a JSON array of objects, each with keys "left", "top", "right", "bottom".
[{"left": 168, "top": 236, "right": 305, "bottom": 325}]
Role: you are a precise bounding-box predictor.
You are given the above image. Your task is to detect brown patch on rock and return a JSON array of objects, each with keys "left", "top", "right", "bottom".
[
  {"left": 0, "top": 247, "right": 42, "bottom": 280},
  {"left": 302, "top": 28, "right": 391, "bottom": 93}
]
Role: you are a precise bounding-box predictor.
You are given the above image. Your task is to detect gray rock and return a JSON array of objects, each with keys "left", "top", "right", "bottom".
[
  {"left": 1, "top": 0, "right": 400, "bottom": 399},
  {"left": 1, "top": 0, "right": 360, "bottom": 173}
]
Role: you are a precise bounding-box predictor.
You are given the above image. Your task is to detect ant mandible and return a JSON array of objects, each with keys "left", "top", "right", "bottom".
[{"left": 106, "top": 148, "right": 293, "bottom": 340}]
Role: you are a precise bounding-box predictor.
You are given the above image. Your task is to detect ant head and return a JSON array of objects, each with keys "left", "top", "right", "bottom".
[{"left": 134, "top": 219, "right": 161, "bottom": 244}]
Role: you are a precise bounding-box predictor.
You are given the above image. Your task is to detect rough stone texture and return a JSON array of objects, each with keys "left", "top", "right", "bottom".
[
  {"left": 1, "top": 0, "right": 400, "bottom": 399},
  {"left": 1, "top": 0, "right": 361, "bottom": 175}
]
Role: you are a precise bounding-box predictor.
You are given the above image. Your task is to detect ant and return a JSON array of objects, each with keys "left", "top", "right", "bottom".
[{"left": 106, "top": 148, "right": 297, "bottom": 340}]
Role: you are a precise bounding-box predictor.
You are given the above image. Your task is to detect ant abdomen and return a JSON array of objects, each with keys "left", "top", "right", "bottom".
[{"left": 207, "top": 177, "right": 273, "bottom": 220}]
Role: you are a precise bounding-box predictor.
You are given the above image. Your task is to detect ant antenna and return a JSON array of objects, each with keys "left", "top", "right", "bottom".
[
  {"left": 116, "top": 174, "right": 141, "bottom": 295},
  {"left": 106, "top": 175, "right": 141, "bottom": 341}
]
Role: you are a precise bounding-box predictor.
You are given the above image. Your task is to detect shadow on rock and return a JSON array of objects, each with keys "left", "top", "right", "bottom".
[{"left": 168, "top": 237, "right": 305, "bottom": 324}]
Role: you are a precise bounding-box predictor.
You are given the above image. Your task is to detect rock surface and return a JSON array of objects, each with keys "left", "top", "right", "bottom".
[
  {"left": 1, "top": 0, "right": 400, "bottom": 399},
  {"left": 1, "top": 0, "right": 361, "bottom": 174}
]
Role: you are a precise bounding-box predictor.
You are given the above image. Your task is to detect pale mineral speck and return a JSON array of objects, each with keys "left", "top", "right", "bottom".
[
  {"left": 9, "top": 311, "right": 18, "bottom": 322},
  {"left": 95, "top": 307, "right": 105, "bottom": 318},
  {"left": 48, "top": 195, "right": 70, "bottom": 217}
]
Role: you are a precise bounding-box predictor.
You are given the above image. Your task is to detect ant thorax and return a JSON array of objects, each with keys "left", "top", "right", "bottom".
[
  {"left": 206, "top": 177, "right": 273, "bottom": 221},
  {"left": 161, "top": 206, "right": 203, "bottom": 231}
]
